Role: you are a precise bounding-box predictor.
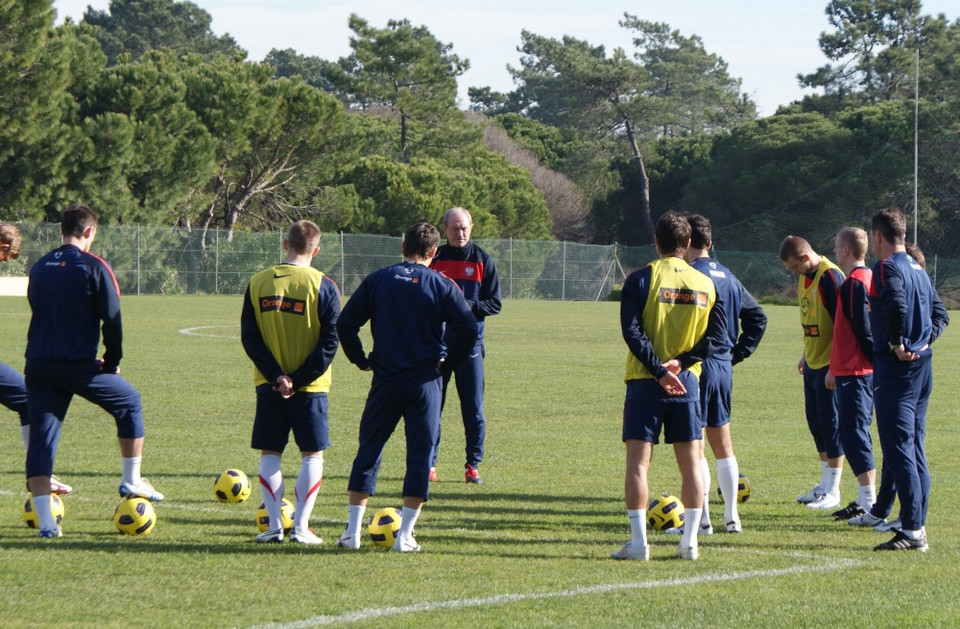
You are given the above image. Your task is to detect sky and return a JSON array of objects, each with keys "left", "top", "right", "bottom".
[{"left": 52, "top": 0, "right": 958, "bottom": 117}]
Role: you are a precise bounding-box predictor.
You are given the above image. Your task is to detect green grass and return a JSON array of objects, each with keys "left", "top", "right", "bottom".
[{"left": 1, "top": 296, "right": 959, "bottom": 627}]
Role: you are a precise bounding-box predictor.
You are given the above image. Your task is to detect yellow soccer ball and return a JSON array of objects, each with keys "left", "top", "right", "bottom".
[
  {"left": 113, "top": 497, "right": 157, "bottom": 536},
  {"left": 255, "top": 498, "right": 294, "bottom": 533},
  {"left": 23, "top": 493, "right": 65, "bottom": 529},
  {"left": 214, "top": 469, "right": 252, "bottom": 504},
  {"left": 367, "top": 507, "right": 402, "bottom": 547},
  {"left": 647, "top": 494, "right": 684, "bottom": 531}
]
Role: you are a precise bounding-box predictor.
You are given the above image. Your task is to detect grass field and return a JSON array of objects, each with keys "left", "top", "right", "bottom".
[{"left": 1, "top": 296, "right": 959, "bottom": 628}]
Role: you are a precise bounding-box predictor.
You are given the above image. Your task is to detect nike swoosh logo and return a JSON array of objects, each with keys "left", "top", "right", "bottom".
[
  {"left": 839, "top": 380, "right": 851, "bottom": 388},
  {"left": 274, "top": 273, "right": 291, "bottom": 278},
  {"left": 469, "top": 353, "right": 481, "bottom": 359}
]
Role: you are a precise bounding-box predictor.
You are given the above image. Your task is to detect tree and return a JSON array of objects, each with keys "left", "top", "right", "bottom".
[
  {"left": 83, "top": 0, "right": 243, "bottom": 65},
  {"left": 179, "top": 57, "right": 355, "bottom": 242},
  {"left": 64, "top": 49, "right": 218, "bottom": 224},
  {"left": 0, "top": 0, "right": 71, "bottom": 218},
  {"left": 337, "top": 14, "right": 474, "bottom": 162},
  {"left": 510, "top": 31, "right": 656, "bottom": 242},
  {"left": 620, "top": 15, "right": 756, "bottom": 136},
  {"left": 799, "top": 0, "right": 926, "bottom": 102},
  {"left": 336, "top": 149, "right": 552, "bottom": 240},
  {"left": 263, "top": 48, "right": 349, "bottom": 94}
]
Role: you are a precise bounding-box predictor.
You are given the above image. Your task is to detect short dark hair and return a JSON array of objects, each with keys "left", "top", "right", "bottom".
[
  {"left": 871, "top": 207, "right": 906, "bottom": 245},
  {"left": 286, "top": 220, "right": 321, "bottom": 254},
  {"left": 402, "top": 222, "right": 440, "bottom": 259},
  {"left": 60, "top": 204, "right": 98, "bottom": 238},
  {"left": 686, "top": 213, "right": 712, "bottom": 250},
  {"left": 779, "top": 235, "right": 812, "bottom": 261},
  {"left": 655, "top": 211, "right": 691, "bottom": 255}
]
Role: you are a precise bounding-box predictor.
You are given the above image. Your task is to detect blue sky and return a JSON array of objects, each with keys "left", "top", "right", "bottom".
[{"left": 54, "top": 0, "right": 958, "bottom": 116}]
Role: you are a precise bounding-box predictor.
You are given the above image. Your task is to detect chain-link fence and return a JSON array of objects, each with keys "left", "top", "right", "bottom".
[{"left": 1, "top": 222, "right": 954, "bottom": 304}]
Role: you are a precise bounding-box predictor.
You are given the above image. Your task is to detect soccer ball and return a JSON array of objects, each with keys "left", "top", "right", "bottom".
[
  {"left": 113, "top": 497, "right": 157, "bottom": 536},
  {"left": 214, "top": 468, "right": 251, "bottom": 503},
  {"left": 367, "top": 507, "right": 402, "bottom": 547},
  {"left": 717, "top": 473, "right": 751, "bottom": 503},
  {"left": 22, "top": 493, "right": 65, "bottom": 529},
  {"left": 647, "top": 494, "right": 684, "bottom": 531},
  {"left": 255, "top": 498, "right": 294, "bottom": 532}
]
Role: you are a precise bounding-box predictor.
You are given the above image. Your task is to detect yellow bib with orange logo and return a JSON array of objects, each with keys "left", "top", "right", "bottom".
[
  {"left": 798, "top": 258, "right": 840, "bottom": 370},
  {"left": 248, "top": 265, "right": 331, "bottom": 393},
  {"left": 624, "top": 256, "right": 717, "bottom": 381}
]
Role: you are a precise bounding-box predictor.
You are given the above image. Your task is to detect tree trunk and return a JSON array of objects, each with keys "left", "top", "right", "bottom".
[{"left": 622, "top": 118, "right": 655, "bottom": 243}]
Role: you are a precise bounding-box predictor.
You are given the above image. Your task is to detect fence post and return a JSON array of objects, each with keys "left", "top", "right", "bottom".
[
  {"left": 509, "top": 237, "right": 513, "bottom": 300},
  {"left": 562, "top": 240, "right": 567, "bottom": 301},
  {"left": 136, "top": 224, "right": 141, "bottom": 296},
  {"left": 215, "top": 228, "right": 219, "bottom": 294}
]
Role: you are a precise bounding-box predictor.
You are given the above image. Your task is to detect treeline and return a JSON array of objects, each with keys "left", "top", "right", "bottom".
[{"left": 1, "top": 0, "right": 958, "bottom": 254}]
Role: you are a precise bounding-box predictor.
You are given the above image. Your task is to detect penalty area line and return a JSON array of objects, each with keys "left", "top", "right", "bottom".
[{"left": 247, "top": 555, "right": 862, "bottom": 629}]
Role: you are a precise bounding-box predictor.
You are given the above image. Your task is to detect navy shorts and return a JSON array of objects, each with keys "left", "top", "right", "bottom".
[
  {"left": 25, "top": 359, "right": 144, "bottom": 478},
  {"left": 803, "top": 362, "right": 842, "bottom": 457},
  {"left": 251, "top": 385, "right": 329, "bottom": 453},
  {"left": 699, "top": 357, "right": 732, "bottom": 428},
  {"left": 835, "top": 374, "right": 875, "bottom": 476},
  {"left": 622, "top": 374, "right": 702, "bottom": 444},
  {"left": 348, "top": 374, "right": 441, "bottom": 501},
  {"left": 0, "top": 361, "right": 28, "bottom": 426}
]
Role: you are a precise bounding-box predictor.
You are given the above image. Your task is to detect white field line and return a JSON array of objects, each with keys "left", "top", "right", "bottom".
[
  {"left": 178, "top": 324, "right": 240, "bottom": 338},
  {"left": 246, "top": 553, "right": 862, "bottom": 629}
]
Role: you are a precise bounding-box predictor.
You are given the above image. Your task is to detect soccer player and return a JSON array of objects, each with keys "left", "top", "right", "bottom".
[
  {"left": 779, "top": 235, "right": 845, "bottom": 510},
  {"left": 825, "top": 227, "right": 877, "bottom": 521},
  {"left": 240, "top": 220, "right": 340, "bottom": 545},
  {"left": 429, "top": 207, "right": 501, "bottom": 484},
  {"left": 611, "top": 211, "right": 726, "bottom": 561},
  {"left": 868, "top": 208, "right": 948, "bottom": 552},
  {"left": 1, "top": 223, "right": 73, "bottom": 496},
  {"left": 24, "top": 204, "right": 163, "bottom": 539},
  {"left": 336, "top": 222, "right": 477, "bottom": 552},
  {"left": 848, "top": 241, "right": 926, "bottom": 532},
  {"left": 678, "top": 213, "right": 766, "bottom": 534}
]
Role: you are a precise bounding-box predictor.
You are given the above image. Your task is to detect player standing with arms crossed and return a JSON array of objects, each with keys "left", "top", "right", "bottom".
[
  {"left": 241, "top": 220, "right": 340, "bottom": 544},
  {"left": 612, "top": 211, "right": 726, "bottom": 561},
  {"left": 779, "top": 235, "right": 845, "bottom": 510},
  {"left": 336, "top": 222, "right": 477, "bottom": 552},
  {"left": 825, "top": 227, "right": 877, "bottom": 522},
  {"left": 678, "top": 213, "right": 766, "bottom": 534},
  {"left": 429, "top": 207, "right": 501, "bottom": 484},
  {"left": 25, "top": 204, "right": 162, "bottom": 539},
  {"left": 868, "top": 208, "right": 948, "bottom": 552}
]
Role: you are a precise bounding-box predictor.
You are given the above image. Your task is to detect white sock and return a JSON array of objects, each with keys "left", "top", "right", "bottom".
[
  {"left": 681, "top": 508, "right": 702, "bottom": 548},
  {"left": 345, "top": 504, "right": 366, "bottom": 537},
  {"left": 33, "top": 494, "right": 57, "bottom": 531},
  {"left": 398, "top": 506, "right": 420, "bottom": 540},
  {"left": 21, "top": 425, "right": 29, "bottom": 450},
  {"left": 628, "top": 508, "right": 647, "bottom": 547},
  {"left": 122, "top": 456, "right": 142, "bottom": 485},
  {"left": 293, "top": 454, "right": 323, "bottom": 532},
  {"left": 716, "top": 456, "right": 740, "bottom": 524},
  {"left": 258, "top": 454, "right": 284, "bottom": 530},
  {"left": 857, "top": 484, "right": 876, "bottom": 510},
  {"left": 819, "top": 460, "right": 829, "bottom": 488},
  {"left": 699, "top": 457, "right": 711, "bottom": 528},
  {"left": 902, "top": 528, "right": 923, "bottom": 540},
  {"left": 825, "top": 466, "right": 842, "bottom": 496}
]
